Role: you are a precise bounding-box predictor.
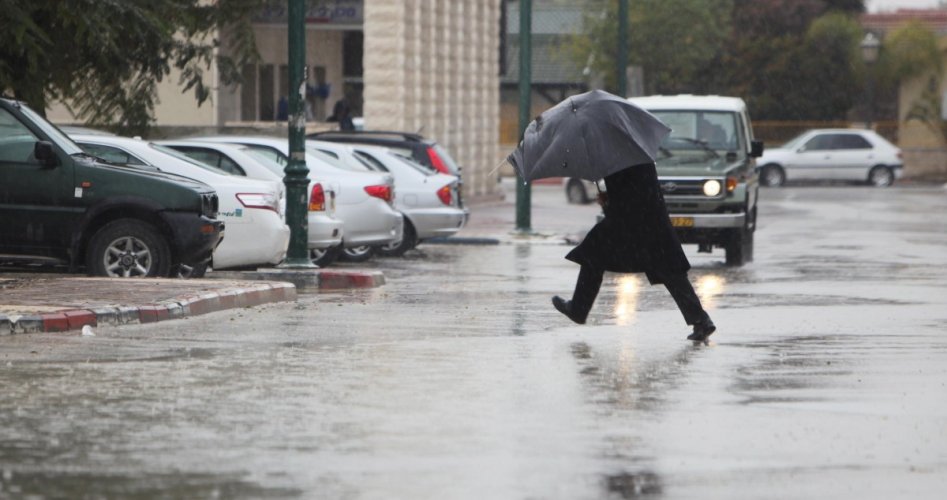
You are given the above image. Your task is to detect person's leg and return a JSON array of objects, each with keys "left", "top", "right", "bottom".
[
  {"left": 553, "top": 264, "right": 604, "bottom": 324},
  {"left": 656, "top": 270, "right": 716, "bottom": 340}
]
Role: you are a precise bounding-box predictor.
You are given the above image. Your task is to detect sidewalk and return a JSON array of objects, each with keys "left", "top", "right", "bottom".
[
  {"left": 0, "top": 178, "right": 567, "bottom": 335},
  {"left": 0, "top": 276, "right": 298, "bottom": 335}
]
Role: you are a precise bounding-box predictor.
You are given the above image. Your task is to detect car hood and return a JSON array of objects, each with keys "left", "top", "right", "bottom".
[
  {"left": 654, "top": 156, "right": 739, "bottom": 177},
  {"left": 79, "top": 155, "right": 215, "bottom": 193},
  {"left": 756, "top": 147, "right": 793, "bottom": 164}
]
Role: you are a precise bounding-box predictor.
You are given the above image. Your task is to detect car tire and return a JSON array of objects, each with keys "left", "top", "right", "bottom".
[
  {"left": 868, "top": 166, "right": 894, "bottom": 187},
  {"left": 340, "top": 244, "right": 375, "bottom": 262},
  {"left": 760, "top": 164, "right": 786, "bottom": 187},
  {"left": 86, "top": 219, "right": 172, "bottom": 277},
  {"left": 375, "top": 220, "right": 417, "bottom": 258},
  {"left": 566, "top": 179, "right": 590, "bottom": 204},
  {"left": 725, "top": 227, "right": 752, "bottom": 267},
  {"left": 310, "top": 244, "right": 342, "bottom": 267}
]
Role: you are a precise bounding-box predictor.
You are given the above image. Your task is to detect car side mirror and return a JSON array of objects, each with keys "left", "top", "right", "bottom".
[
  {"left": 749, "top": 140, "right": 764, "bottom": 158},
  {"left": 34, "top": 141, "right": 59, "bottom": 167}
]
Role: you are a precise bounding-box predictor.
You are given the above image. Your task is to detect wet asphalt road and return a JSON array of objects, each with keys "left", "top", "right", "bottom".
[{"left": 1, "top": 182, "right": 946, "bottom": 499}]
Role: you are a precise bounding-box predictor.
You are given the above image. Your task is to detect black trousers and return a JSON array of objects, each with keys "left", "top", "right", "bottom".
[{"left": 569, "top": 265, "right": 710, "bottom": 325}]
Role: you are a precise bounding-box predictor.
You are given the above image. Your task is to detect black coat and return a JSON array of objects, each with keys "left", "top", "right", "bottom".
[{"left": 565, "top": 163, "right": 690, "bottom": 284}]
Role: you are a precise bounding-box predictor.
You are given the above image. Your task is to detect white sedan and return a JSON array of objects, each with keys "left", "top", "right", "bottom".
[
  {"left": 156, "top": 140, "right": 344, "bottom": 266},
  {"left": 190, "top": 136, "right": 403, "bottom": 263},
  {"left": 310, "top": 141, "right": 467, "bottom": 256},
  {"left": 757, "top": 129, "right": 904, "bottom": 187},
  {"left": 71, "top": 135, "right": 289, "bottom": 272}
]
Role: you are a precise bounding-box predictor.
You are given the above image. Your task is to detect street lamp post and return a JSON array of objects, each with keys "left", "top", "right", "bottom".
[
  {"left": 516, "top": 0, "right": 532, "bottom": 233},
  {"left": 281, "top": 0, "right": 315, "bottom": 268},
  {"left": 860, "top": 32, "right": 881, "bottom": 130}
]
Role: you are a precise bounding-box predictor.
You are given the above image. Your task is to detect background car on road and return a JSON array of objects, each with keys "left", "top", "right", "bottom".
[
  {"left": 311, "top": 141, "right": 467, "bottom": 257},
  {"left": 192, "top": 136, "right": 402, "bottom": 263},
  {"left": 756, "top": 128, "right": 903, "bottom": 187},
  {"left": 70, "top": 135, "right": 288, "bottom": 273},
  {"left": 627, "top": 94, "right": 764, "bottom": 266},
  {"left": 0, "top": 97, "right": 222, "bottom": 278},
  {"left": 157, "top": 140, "right": 344, "bottom": 266}
]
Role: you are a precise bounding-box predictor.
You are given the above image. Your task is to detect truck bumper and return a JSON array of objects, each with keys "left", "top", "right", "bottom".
[
  {"left": 669, "top": 212, "right": 745, "bottom": 229},
  {"left": 163, "top": 212, "right": 224, "bottom": 267}
]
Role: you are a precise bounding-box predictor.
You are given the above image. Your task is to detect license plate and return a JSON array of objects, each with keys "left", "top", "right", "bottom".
[{"left": 670, "top": 216, "right": 694, "bottom": 227}]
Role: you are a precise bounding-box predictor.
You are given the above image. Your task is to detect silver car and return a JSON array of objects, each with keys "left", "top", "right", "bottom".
[
  {"left": 191, "top": 136, "right": 403, "bottom": 263},
  {"left": 311, "top": 141, "right": 467, "bottom": 256},
  {"left": 157, "top": 140, "right": 344, "bottom": 266}
]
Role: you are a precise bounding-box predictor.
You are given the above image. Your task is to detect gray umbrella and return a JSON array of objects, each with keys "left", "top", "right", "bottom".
[{"left": 507, "top": 89, "right": 671, "bottom": 182}]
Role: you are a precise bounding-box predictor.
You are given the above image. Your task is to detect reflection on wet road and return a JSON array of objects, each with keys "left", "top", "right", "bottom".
[{"left": 1, "top": 186, "right": 946, "bottom": 498}]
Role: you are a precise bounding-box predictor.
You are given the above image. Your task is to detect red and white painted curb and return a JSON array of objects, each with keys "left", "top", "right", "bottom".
[{"left": 0, "top": 282, "right": 296, "bottom": 335}]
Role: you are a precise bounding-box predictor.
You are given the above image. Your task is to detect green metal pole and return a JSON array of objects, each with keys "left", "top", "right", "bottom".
[
  {"left": 516, "top": 0, "right": 532, "bottom": 232},
  {"left": 617, "top": 0, "right": 629, "bottom": 97},
  {"left": 281, "top": 0, "right": 314, "bottom": 268}
]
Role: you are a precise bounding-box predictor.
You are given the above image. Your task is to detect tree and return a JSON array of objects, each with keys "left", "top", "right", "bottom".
[
  {"left": 0, "top": 0, "right": 266, "bottom": 134},
  {"left": 570, "top": 0, "right": 732, "bottom": 95},
  {"left": 724, "top": 0, "right": 866, "bottom": 120},
  {"left": 884, "top": 22, "right": 947, "bottom": 143}
]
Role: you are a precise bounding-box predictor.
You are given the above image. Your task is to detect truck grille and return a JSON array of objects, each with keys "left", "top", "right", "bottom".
[{"left": 658, "top": 178, "right": 706, "bottom": 196}]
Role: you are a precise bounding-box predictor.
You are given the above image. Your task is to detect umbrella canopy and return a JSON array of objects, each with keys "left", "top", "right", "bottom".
[{"left": 507, "top": 89, "right": 671, "bottom": 183}]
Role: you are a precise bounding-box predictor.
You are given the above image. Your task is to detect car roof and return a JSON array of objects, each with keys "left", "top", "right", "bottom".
[
  {"left": 308, "top": 130, "right": 434, "bottom": 144},
  {"left": 628, "top": 94, "right": 747, "bottom": 112}
]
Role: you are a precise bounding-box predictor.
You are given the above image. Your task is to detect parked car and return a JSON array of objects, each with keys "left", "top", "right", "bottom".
[
  {"left": 0, "top": 97, "right": 223, "bottom": 277},
  {"left": 310, "top": 141, "right": 468, "bottom": 256},
  {"left": 756, "top": 128, "right": 903, "bottom": 187},
  {"left": 70, "top": 135, "right": 288, "bottom": 273},
  {"left": 627, "top": 94, "right": 764, "bottom": 266},
  {"left": 156, "top": 140, "right": 344, "bottom": 266},
  {"left": 564, "top": 177, "right": 599, "bottom": 204},
  {"left": 307, "top": 129, "right": 465, "bottom": 206},
  {"left": 191, "top": 136, "right": 403, "bottom": 263}
]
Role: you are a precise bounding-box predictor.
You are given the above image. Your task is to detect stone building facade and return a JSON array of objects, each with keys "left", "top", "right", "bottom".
[{"left": 362, "top": 0, "right": 502, "bottom": 199}]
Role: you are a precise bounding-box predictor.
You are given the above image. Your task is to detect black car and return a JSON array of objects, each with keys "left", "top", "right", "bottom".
[{"left": 307, "top": 130, "right": 463, "bottom": 178}]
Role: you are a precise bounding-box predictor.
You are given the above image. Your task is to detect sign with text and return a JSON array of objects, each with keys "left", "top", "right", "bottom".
[{"left": 254, "top": 0, "right": 363, "bottom": 26}]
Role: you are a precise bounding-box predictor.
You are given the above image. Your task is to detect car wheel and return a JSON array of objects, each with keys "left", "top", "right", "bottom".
[
  {"left": 375, "top": 220, "right": 417, "bottom": 258},
  {"left": 760, "top": 164, "right": 785, "bottom": 187},
  {"left": 310, "top": 244, "right": 342, "bottom": 267},
  {"left": 725, "top": 227, "right": 751, "bottom": 267},
  {"left": 868, "top": 166, "right": 894, "bottom": 187},
  {"left": 340, "top": 245, "right": 375, "bottom": 262},
  {"left": 86, "top": 219, "right": 171, "bottom": 277},
  {"left": 566, "top": 179, "right": 590, "bottom": 204}
]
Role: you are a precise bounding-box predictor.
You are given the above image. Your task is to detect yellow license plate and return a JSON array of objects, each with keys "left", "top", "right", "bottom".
[{"left": 670, "top": 217, "right": 694, "bottom": 227}]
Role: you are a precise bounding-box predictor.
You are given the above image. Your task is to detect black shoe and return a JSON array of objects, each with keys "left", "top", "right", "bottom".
[
  {"left": 687, "top": 319, "right": 716, "bottom": 341},
  {"left": 552, "top": 295, "right": 586, "bottom": 325}
]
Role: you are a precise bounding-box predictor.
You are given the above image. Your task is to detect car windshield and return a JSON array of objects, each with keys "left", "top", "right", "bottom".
[
  {"left": 149, "top": 144, "right": 232, "bottom": 176},
  {"left": 432, "top": 144, "right": 461, "bottom": 173},
  {"left": 241, "top": 147, "right": 287, "bottom": 177},
  {"left": 393, "top": 153, "right": 437, "bottom": 176},
  {"left": 650, "top": 110, "right": 742, "bottom": 162},
  {"left": 17, "top": 102, "right": 82, "bottom": 155}
]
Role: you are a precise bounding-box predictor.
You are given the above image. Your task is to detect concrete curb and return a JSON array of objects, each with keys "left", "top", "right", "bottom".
[
  {"left": 208, "top": 269, "right": 385, "bottom": 291},
  {"left": 0, "top": 282, "right": 296, "bottom": 335}
]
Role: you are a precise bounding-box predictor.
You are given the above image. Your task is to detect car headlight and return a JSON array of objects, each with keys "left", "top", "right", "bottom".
[{"left": 702, "top": 180, "right": 722, "bottom": 197}]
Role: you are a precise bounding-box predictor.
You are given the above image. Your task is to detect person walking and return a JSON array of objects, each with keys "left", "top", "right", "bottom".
[{"left": 552, "top": 162, "right": 716, "bottom": 341}]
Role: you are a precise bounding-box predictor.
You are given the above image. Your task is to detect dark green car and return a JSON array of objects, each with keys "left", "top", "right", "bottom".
[
  {"left": 628, "top": 95, "right": 764, "bottom": 266},
  {"left": 0, "top": 97, "right": 224, "bottom": 277}
]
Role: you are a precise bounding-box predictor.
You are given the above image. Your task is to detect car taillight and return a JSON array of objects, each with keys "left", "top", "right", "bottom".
[
  {"left": 236, "top": 193, "right": 279, "bottom": 213},
  {"left": 365, "top": 184, "right": 393, "bottom": 203},
  {"left": 309, "top": 183, "right": 326, "bottom": 211},
  {"left": 426, "top": 146, "right": 449, "bottom": 174},
  {"left": 437, "top": 184, "right": 452, "bottom": 206}
]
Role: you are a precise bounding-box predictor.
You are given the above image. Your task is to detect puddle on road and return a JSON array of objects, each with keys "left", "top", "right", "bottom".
[{"left": 0, "top": 469, "right": 301, "bottom": 499}]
